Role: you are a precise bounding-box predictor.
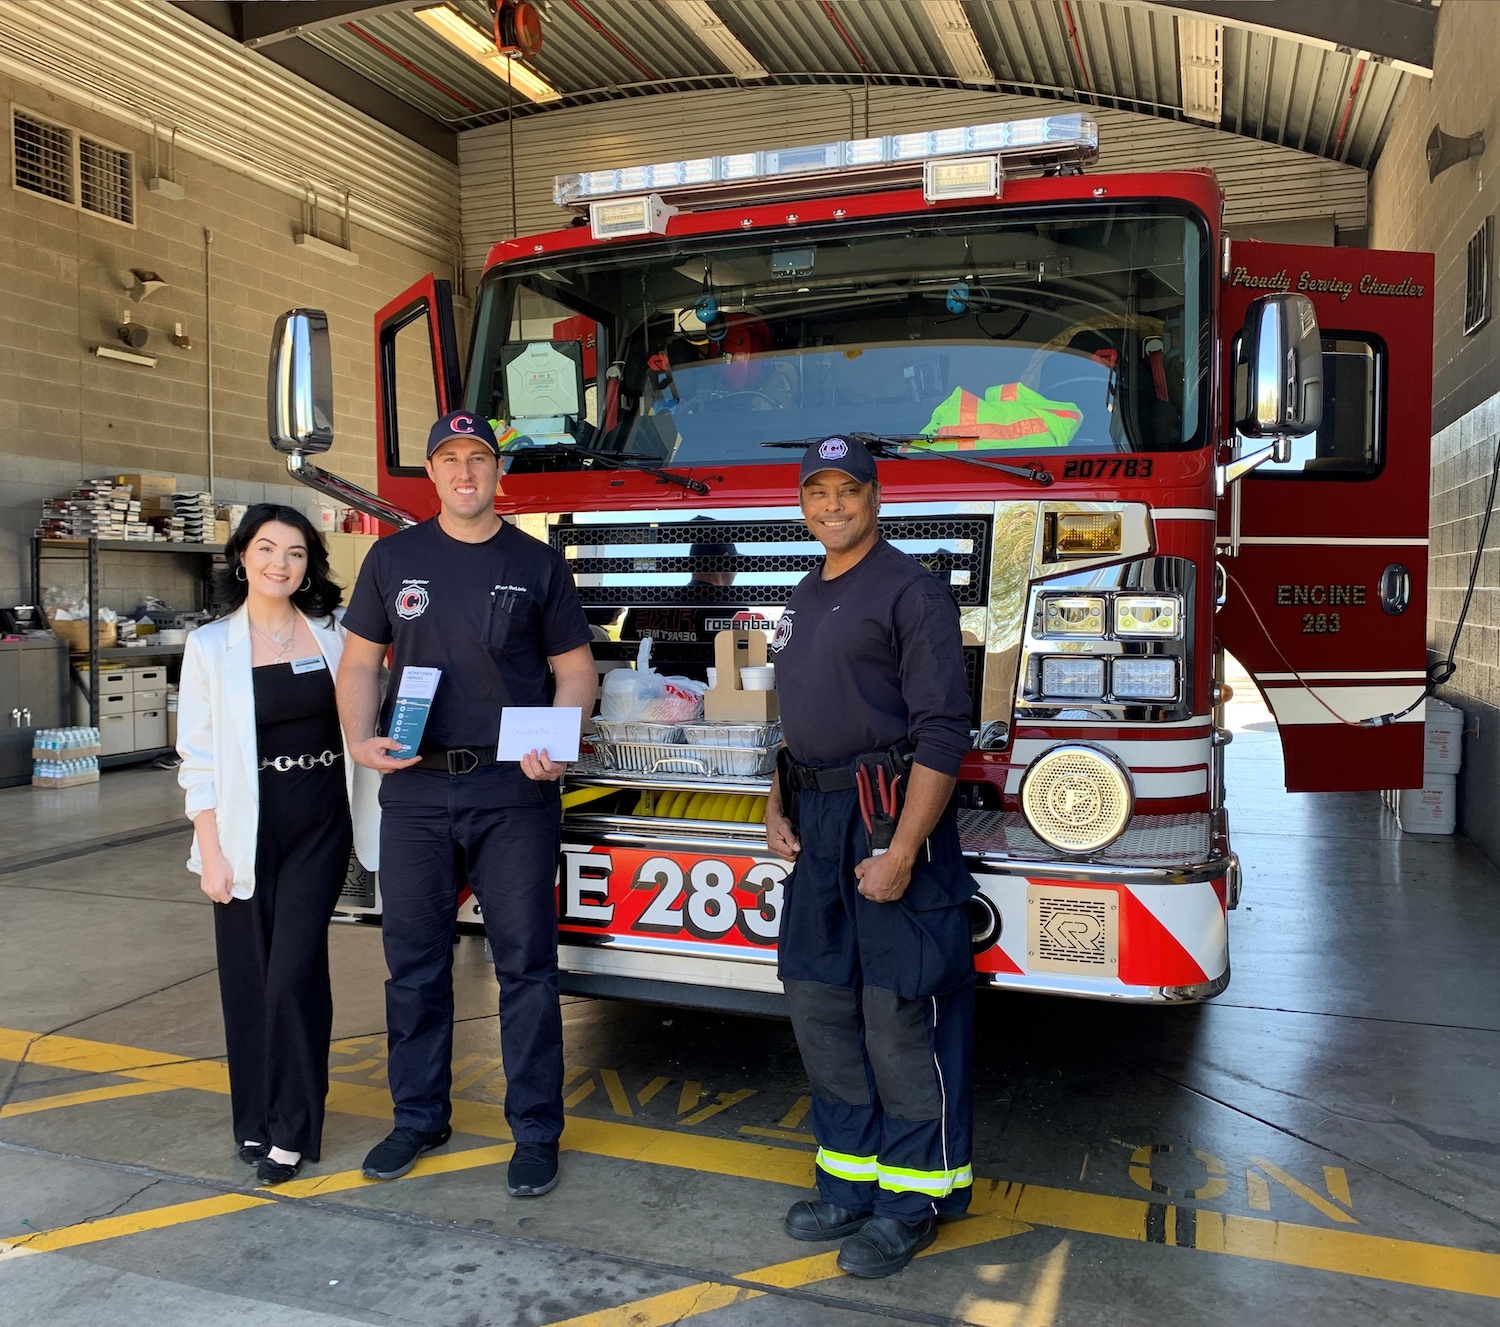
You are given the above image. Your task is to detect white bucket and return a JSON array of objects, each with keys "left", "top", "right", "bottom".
[
  {"left": 1397, "top": 774, "right": 1457, "bottom": 835},
  {"left": 1423, "top": 699, "right": 1463, "bottom": 774}
]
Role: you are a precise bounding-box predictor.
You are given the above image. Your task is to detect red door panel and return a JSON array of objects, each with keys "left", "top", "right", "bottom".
[
  {"left": 374, "top": 275, "right": 463, "bottom": 519},
  {"left": 1218, "top": 242, "right": 1434, "bottom": 792}
]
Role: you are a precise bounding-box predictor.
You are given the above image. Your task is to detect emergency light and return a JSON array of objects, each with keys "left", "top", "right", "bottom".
[{"left": 555, "top": 112, "right": 1099, "bottom": 219}]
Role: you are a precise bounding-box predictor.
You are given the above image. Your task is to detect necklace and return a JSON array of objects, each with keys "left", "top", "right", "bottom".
[{"left": 250, "top": 614, "right": 298, "bottom": 664}]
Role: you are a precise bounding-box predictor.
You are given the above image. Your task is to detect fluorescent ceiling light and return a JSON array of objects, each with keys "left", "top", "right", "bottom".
[
  {"left": 1177, "top": 17, "right": 1223, "bottom": 124},
  {"left": 926, "top": 0, "right": 993, "bottom": 86},
  {"left": 414, "top": 4, "right": 561, "bottom": 103},
  {"left": 664, "top": 0, "right": 768, "bottom": 79}
]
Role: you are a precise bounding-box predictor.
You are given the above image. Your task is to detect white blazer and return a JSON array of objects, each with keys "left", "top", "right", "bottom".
[{"left": 177, "top": 605, "right": 380, "bottom": 898}]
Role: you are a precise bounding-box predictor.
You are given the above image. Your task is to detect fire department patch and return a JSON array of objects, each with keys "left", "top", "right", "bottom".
[
  {"left": 395, "top": 581, "right": 430, "bottom": 620},
  {"left": 818, "top": 437, "right": 849, "bottom": 460},
  {"left": 769, "top": 609, "right": 794, "bottom": 653}
]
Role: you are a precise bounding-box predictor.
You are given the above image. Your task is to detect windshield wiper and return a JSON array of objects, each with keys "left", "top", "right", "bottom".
[
  {"left": 504, "top": 443, "right": 709, "bottom": 495},
  {"left": 761, "top": 433, "right": 1054, "bottom": 486}
]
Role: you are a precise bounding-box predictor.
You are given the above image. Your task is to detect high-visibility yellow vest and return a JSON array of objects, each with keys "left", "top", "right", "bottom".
[{"left": 920, "top": 383, "right": 1082, "bottom": 449}]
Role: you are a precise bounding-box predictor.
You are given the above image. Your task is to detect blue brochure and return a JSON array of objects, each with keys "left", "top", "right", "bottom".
[{"left": 387, "top": 666, "right": 441, "bottom": 758}]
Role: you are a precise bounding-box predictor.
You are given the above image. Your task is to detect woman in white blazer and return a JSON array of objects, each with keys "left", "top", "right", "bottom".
[{"left": 178, "top": 503, "right": 379, "bottom": 1186}]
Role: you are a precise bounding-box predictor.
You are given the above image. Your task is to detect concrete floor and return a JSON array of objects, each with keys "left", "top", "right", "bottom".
[{"left": 2, "top": 686, "right": 1499, "bottom": 1325}]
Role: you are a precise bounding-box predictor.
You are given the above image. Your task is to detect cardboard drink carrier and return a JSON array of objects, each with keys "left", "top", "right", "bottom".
[{"left": 704, "top": 629, "right": 778, "bottom": 722}]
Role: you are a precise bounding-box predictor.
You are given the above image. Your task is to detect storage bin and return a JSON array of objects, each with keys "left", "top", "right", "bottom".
[
  {"left": 98, "top": 712, "right": 134, "bottom": 756},
  {"left": 75, "top": 691, "right": 131, "bottom": 725},
  {"left": 130, "top": 666, "right": 166, "bottom": 691},
  {"left": 134, "top": 709, "right": 167, "bottom": 749},
  {"left": 132, "top": 689, "right": 164, "bottom": 712},
  {"left": 1422, "top": 699, "right": 1463, "bottom": 775},
  {"left": 1396, "top": 774, "right": 1457, "bottom": 836}
]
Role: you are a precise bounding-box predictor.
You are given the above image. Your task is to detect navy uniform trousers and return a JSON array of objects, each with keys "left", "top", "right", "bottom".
[
  {"left": 378, "top": 763, "right": 564, "bottom": 1144},
  {"left": 778, "top": 780, "right": 976, "bottom": 1223}
]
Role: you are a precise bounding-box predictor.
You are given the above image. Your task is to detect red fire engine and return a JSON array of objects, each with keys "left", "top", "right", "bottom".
[{"left": 269, "top": 112, "right": 1434, "bottom": 1007}]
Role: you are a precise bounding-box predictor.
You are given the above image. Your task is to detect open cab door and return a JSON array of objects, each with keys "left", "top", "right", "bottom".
[
  {"left": 374, "top": 275, "right": 464, "bottom": 520},
  {"left": 1218, "top": 242, "right": 1435, "bottom": 792}
]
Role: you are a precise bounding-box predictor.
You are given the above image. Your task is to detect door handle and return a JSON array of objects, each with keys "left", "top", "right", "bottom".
[
  {"left": 1380, "top": 563, "right": 1411, "bottom": 615},
  {"left": 10, "top": 708, "right": 19, "bottom": 727},
  {"left": 21, "top": 708, "right": 32, "bottom": 726}
]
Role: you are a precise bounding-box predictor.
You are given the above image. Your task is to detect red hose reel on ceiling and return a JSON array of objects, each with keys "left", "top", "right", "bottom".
[{"left": 491, "top": 0, "right": 544, "bottom": 58}]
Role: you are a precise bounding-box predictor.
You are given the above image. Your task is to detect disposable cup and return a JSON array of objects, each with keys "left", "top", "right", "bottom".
[{"left": 741, "top": 665, "right": 775, "bottom": 691}]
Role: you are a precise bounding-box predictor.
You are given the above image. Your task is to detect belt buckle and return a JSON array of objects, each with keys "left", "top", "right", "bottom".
[{"left": 446, "top": 748, "right": 479, "bottom": 776}]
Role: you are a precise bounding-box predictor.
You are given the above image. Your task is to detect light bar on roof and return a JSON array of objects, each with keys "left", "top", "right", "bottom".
[{"left": 553, "top": 112, "right": 1099, "bottom": 211}]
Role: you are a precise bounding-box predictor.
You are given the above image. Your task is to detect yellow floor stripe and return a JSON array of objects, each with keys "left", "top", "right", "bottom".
[
  {"left": 5, "top": 1026, "right": 1500, "bottom": 1301},
  {"left": 0, "top": 1194, "right": 270, "bottom": 1259},
  {"left": 0, "top": 1144, "right": 518, "bottom": 1257},
  {"left": 544, "top": 1214, "right": 1032, "bottom": 1327},
  {"left": 0, "top": 1081, "right": 183, "bottom": 1118}
]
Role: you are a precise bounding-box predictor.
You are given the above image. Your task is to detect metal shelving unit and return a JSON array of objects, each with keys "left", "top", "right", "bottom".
[{"left": 31, "top": 538, "right": 222, "bottom": 756}]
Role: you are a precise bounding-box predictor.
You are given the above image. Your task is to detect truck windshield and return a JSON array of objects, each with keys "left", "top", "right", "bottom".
[{"left": 465, "top": 203, "right": 1210, "bottom": 470}]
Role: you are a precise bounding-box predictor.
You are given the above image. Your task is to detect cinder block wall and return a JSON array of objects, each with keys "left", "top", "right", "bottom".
[
  {"left": 1370, "top": 0, "right": 1500, "bottom": 859},
  {"left": 0, "top": 69, "right": 456, "bottom": 612}
]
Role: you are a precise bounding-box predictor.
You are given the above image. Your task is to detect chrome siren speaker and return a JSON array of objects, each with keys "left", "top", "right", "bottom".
[{"left": 1019, "top": 743, "right": 1133, "bottom": 854}]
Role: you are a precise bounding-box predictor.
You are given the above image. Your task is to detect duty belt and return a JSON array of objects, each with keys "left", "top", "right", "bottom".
[
  {"left": 416, "top": 747, "right": 499, "bottom": 776},
  {"left": 259, "top": 750, "right": 341, "bottom": 772}
]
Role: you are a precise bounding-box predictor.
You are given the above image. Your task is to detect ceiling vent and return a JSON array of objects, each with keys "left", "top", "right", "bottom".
[{"left": 1465, "top": 216, "right": 1493, "bottom": 336}]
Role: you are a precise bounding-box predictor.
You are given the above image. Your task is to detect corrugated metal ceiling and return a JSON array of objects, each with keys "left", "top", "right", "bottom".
[{"left": 303, "top": 0, "right": 1410, "bottom": 171}]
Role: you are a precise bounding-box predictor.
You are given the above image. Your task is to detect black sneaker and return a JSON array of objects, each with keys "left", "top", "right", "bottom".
[
  {"left": 507, "top": 1141, "right": 560, "bottom": 1197},
  {"left": 836, "top": 1215, "right": 937, "bottom": 1278},
  {"left": 361, "top": 1125, "right": 452, "bottom": 1180}
]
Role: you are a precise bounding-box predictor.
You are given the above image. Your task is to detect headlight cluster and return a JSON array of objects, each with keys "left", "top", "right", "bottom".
[
  {"left": 1039, "top": 593, "right": 1181, "bottom": 639},
  {"left": 1036, "top": 655, "right": 1180, "bottom": 702},
  {"left": 1031, "top": 592, "right": 1185, "bottom": 705}
]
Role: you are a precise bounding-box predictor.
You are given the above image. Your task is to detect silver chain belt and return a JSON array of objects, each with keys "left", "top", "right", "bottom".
[{"left": 258, "top": 750, "right": 341, "bottom": 772}]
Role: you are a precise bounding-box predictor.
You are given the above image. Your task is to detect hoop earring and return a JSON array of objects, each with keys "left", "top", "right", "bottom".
[
  {"left": 234, "top": 564, "right": 247, "bottom": 582},
  {"left": 300, "top": 577, "right": 312, "bottom": 592}
]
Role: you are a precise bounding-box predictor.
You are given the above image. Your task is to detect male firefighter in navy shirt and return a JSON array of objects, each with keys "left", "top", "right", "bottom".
[{"left": 765, "top": 436, "right": 978, "bottom": 1278}]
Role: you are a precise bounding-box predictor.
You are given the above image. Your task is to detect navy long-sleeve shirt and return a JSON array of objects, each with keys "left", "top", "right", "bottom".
[{"left": 769, "top": 537, "right": 973, "bottom": 776}]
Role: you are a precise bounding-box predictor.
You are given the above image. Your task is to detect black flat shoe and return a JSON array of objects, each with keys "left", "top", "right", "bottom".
[
  {"left": 237, "top": 1142, "right": 269, "bottom": 1165},
  {"left": 784, "top": 1200, "right": 870, "bottom": 1242},
  {"left": 256, "top": 1155, "right": 304, "bottom": 1185},
  {"left": 836, "top": 1216, "right": 937, "bottom": 1278}
]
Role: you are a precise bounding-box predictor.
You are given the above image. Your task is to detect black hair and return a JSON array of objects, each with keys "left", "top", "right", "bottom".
[{"left": 213, "top": 503, "right": 343, "bottom": 618}]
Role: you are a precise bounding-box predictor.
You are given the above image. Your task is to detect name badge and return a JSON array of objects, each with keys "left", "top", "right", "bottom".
[{"left": 290, "top": 655, "right": 327, "bottom": 674}]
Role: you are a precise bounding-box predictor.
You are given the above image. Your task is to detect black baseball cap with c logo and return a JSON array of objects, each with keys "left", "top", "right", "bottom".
[
  {"left": 426, "top": 410, "right": 500, "bottom": 458},
  {"left": 799, "top": 435, "right": 878, "bottom": 487}
]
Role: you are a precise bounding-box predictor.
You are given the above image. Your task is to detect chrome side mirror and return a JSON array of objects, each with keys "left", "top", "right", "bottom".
[
  {"left": 268, "top": 309, "right": 334, "bottom": 455},
  {"left": 1233, "top": 293, "right": 1323, "bottom": 457}
]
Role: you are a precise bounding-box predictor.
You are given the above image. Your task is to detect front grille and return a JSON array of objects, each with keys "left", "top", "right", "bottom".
[
  {"left": 958, "top": 810, "right": 1213, "bottom": 866},
  {"left": 553, "top": 514, "right": 990, "bottom": 608}
]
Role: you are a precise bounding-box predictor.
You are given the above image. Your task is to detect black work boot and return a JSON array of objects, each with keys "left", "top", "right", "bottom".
[
  {"left": 836, "top": 1215, "right": 937, "bottom": 1277},
  {"left": 361, "top": 1125, "right": 453, "bottom": 1180},
  {"left": 784, "top": 1199, "right": 871, "bottom": 1242}
]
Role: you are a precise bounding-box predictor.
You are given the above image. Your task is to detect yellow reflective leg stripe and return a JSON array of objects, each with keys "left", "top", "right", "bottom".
[
  {"left": 878, "top": 1162, "right": 975, "bottom": 1196},
  {"left": 814, "top": 1148, "right": 878, "bottom": 1182}
]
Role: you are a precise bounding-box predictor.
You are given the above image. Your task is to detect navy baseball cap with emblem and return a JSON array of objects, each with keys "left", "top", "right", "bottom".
[
  {"left": 426, "top": 410, "right": 500, "bottom": 459},
  {"left": 799, "top": 435, "right": 878, "bottom": 487}
]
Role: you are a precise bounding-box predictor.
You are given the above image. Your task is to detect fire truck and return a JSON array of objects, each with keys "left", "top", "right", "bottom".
[{"left": 268, "top": 111, "right": 1434, "bottom": 1008}]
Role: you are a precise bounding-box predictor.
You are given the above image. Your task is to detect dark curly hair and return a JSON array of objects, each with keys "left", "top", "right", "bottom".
[{"left": 214, "top": 503, "right": 343, "bottom": 618}]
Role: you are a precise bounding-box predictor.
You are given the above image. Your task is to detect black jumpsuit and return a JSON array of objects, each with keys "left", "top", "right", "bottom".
[{"left": 213, "top": 661, "right": 352, "bottom": 1159}]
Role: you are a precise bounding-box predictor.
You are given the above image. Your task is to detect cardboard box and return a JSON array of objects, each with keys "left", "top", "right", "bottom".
[
  {"left": 211, "top": 519, "right": 230, "bottom": 545},
  {"left": 113, "top": 473, "right": 177, "bottom": 499},
  {"left": 704, "top": 629, "right": 779, "bottom": 723}
]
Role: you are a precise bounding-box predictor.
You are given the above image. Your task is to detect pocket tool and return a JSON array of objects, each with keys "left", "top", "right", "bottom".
[{"left": 855, "top": 757, "right": 900, "bottom": 857}]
